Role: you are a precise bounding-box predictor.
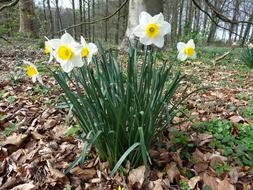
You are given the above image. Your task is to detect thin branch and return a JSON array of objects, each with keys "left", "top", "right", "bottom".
[
  {"left": 191, "top": 0, "right": 245, "bottom": 39},
  {"left": 0, "top": 0, "right": 19, "bottom": 11},
  {"left": 54, "top": 0, "right": 129, "bottom": 35},
  {"left": 204, "top": 0, "right": 253, "bottom": 25}
]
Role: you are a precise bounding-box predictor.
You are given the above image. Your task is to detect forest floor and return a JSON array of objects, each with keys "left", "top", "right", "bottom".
[{"left": 0, "top": 40, "right": 253, "bottom": 190}]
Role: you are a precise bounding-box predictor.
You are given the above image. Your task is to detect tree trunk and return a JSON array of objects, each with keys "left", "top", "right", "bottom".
[
  {"left": 120, "top": 0, "right": 163, "bottom": 50},
  {"left": 79, "top": 0, "right": 83, "bottom": 35},
  {"left": 115, "top": 0, "right": 122, "bottom": 44},
  {"left": 47, "top": 0, "right": 54, "bottom": 37},
  {"left": 178, "top": 0, "right": 184, "bottom": 38},
  {"left": 193, "top": 0, "right": 201, "bottom": 32},
  {"left": 88, "top": 0, "right": 91, "bottom": 41},
  {"left": 202, "top": 1, "right": 208, "bottom": 35},
  {"left": 187, "top": 0, "right": 193, "bottom": 32},
  {"left": 19, "top": 0, "right": 36, "bottom": 37},
  {"left": 207, "top": 15, "right": 217, "bottom": 44},
  {"left": 229, "top": 0, "right": 240, "bottom": 43},
  {"left": 241, "top": 10, "right": 253, "bottom": 46},
  {"left": 83, "top": 0, "right": 87, "bottom": 37},
  {"left": 92, "top": 0, "right": 95, "bottom": 41},
  {"left": 55, "top": 0, "right": 62, "bottom": 31},
  {"left": 105, "top": 0, "right": 108, "bottom": 42},
  {"left": 72, "top": 0, "right": 77, "bottom": 39},
  {"left": 171, "top": 0, "right": 179, "bottom": 43},
  {"left": 42, "top": 0, "right": 47, "bottom": 33}
]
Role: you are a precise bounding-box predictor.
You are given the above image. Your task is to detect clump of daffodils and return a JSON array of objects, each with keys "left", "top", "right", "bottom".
[
  {"left": 177, "top": 39, "right": 197, "bottom": 61},
  {"left": 133, "top": 11, "right": 171, "bottom": 48},
  {"left": 44, "top": 32, "right": 98, "bottom": 73}
]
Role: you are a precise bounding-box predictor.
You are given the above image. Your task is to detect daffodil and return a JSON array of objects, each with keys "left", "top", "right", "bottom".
[
  {"left": 113, "top": 186, "right": 124, "bottom": 190},
  {"left": 44, "top": 41, "right": 55, "bottom": 63},
  {"left": 177, "top": 39, "right": 197, "bottom": 61},
  {"left": 49, "top": 32, "right": 83, "bottom": 73},
  {"left": 23, "top": 60, "right": 43, "bottom": 85},
  {"left": 248, "top": 43, "right": 253, "bottom": 49},
  {"left": 133, "top": 11, "right": 171, "bottom": 48},
  {"left": 80, "top": 36, "right": 98, "bottom": 63}
]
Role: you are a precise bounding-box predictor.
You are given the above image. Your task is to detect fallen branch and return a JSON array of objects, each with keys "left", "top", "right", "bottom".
[
  {"left": 0, "top": 35, "right": 13, "bottom": 45},
  {"left": 214, "top": 51, "right": 230, "bottom": 63}
]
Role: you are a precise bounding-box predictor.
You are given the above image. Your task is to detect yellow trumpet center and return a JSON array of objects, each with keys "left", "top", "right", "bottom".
[
  {"left": 146, "top": 23, "right": 159, "bottom": 38},
  {"left": 57, "top": 45, "right": 73, "bottom": 60},
  {"left": 81, "top": 47, "right": 89, "bottom": 58},
  {"left": 26, "top": 66, "right": 37, "bottom": 77},
  {"left": 184, "top": 47, "right": 195, "bottom": 57},
  {"left": 44, "top": 45, "right": 51, "bottom": 54}
]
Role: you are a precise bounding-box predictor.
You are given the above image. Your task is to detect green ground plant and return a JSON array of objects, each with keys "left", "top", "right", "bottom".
[
  {"left": 193, "top": 119, "right": 253, "bottom": 167},
  {"left": 241, "top": 47, "right": 253, "bottom": 68}
]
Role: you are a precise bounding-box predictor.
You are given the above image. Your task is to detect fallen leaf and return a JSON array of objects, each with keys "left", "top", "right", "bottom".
[
  {"left": 0, "top": 133, "right": 28, "bottom": 147},
  {"left": 201, "top": 172, "right": 218, "bottom": 190},
  {"left": 148, "top": 179, "right": 165, "bottom": 190},
  {"left": 11, "top": 183, "right": 35, "bottom": 190},
  {"left": 229, "top": 168, "right": 239, "bottom": 184},
  {"left": 165, "top": 162, "right": 180, "bottom": 183},
  {"left": 70, "top": 167, "right": 96, "bottom": 180},
  {"left": 229, "top": 115, "right": 245, "bottom": 124},
  {"left": 217, "top": 178, "right": 235, "bottom": 190},
  {"left": 128, "top": 165, "right": 145, "bottom": 188},
  {"left": 188, "top": 176, "right": 201, "bottom": 189},
  {"left": 46, "top": 160, "right": 65, "bottom": 180}
]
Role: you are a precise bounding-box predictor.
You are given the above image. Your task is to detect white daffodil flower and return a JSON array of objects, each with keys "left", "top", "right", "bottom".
[
  {"left": 80, "top": 36, "right": 98, "bottom": 63},
  {"left": 49, "top": 32, "right": 83, "bottom": 73},
  {"left": 23, "top": 60, "right": 43, "bottom": 85},
  {"left": 248, "top": 43, "right": 253, "bottom": 49},
  {"left": 44, "top": 40, "right": 55, "bottom": 63},
  {"left": 133, "top": 11, "right": 171, "bottom": 48},
  {"left": 177, "top": 39, "right": 197, "bottom": 61}
]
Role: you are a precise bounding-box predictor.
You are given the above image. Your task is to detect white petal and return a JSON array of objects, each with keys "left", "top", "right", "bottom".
[
  {"left": 139, "top": 11, "right": 152, "bottom": 25},
  {"left": 177, "top": 42, "right": 187, "bottom": 51},
  {"left": 151, "top": 13, "right": 164, "bottom": 23},
  {"left": 56, "top": 56, "right": 68, "bottom": 67},
  {"left": 61, "top": 32, "right": 75, "bottom": 44},
  {"left": 133, "top": 24, "right": 146, "bottom": 37},
  {"left": 159, "top": 21, "right": 171, "bottom": 35},
  {"left": 187, "top": 39, "right": 195, "bottom": 49},
  {"left": 32, "top": 76, "right": 36, "bottom": 83},
  {"left": 81, "top": 36, "right": 88, "bottom": 46},
  {"left": 86, "top": 54, "right": 93, "bottom": 63},
  {"left": 88, "top": 43, "right": 98, "bottom": 55},
  {"left": 140, "top": 36, "right": 152, "bottom": 46},
  {"left": 71, "top": 54, "right": 83, "bottom": 68},
  {"left": 61, "top": 61, "right": 74, "bottom": 73},
  {"left": 177, "top": 51, "right": 188, "bottom": 61},
  {"left": 74, "top": 45, "right": 83, "bottom": 54},
  {"left": 48, "top": 39, "right": 61, "bottom": 49},
  {"left": 152, "top": 35, "right": 164, "bottom": 48},
  {"left": 37, "top": 75, "right": 44, "bottom": 85},
  {"left": 23, "top": 60, "right": 35, "bottom": 68},
  {"left": 48, "top": 52, "right": 54, "bottom": 63},
  {"left": 191, "top": 52, "right": 197, "bottom": 59}
]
